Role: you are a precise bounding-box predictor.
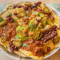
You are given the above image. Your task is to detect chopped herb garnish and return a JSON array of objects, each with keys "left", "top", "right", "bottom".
[
  {"left": 37, "top": 13, "right": 40, "bottom": 16},
  {"left": 38, "top": 27, "right": 41, "bottom": 29},
  {"left": 0, "top": 17, "right": 4, "bottom": 22},
  {"left": 3, "top": 33, "right": 6, "bottom": 36},
  {"left": 5, "top": 46, "right": 8, "bottom": 49},
  {"left": 16, "top": 18, "right": 19, "bottom": 20},
  {"left": 32, "top": 29, "right": 35, "bottom": 32},
  {"left": 13, "top": 19, "right": 16, "bottom": 22},
  {"left": 4, "top": 26, "right": 6, "bottom": 30},
  {"left": 36, "top": 26, "right": 41, "bottom": 30},
  {"left": 22, "top": 44, "right": 28, "bottom": 47},
  {"left": 9, "top": 13, "right": 12, "bottom": 17},
  {"left": 15, "top": 35, "right": 20, "bottom": 39},
  {"left": 30, "top": 23, "right": 34, "bottom": 28}
]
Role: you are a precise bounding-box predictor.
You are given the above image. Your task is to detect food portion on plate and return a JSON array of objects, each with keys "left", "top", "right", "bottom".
[{"left": 0, "top": 1, "right": 60, "bottom": 60}]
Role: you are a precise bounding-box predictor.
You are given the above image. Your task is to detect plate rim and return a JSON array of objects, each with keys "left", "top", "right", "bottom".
[{"left": 0, "top": 2, "right": 60, "bottom": 60}]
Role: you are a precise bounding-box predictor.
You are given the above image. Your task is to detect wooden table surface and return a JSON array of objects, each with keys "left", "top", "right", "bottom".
[
  {"left": 0, "top": 0, "right": 60, "bottom": 60},
  {"left": 0, "top": 0, "right": 60, "bottom": 4}
]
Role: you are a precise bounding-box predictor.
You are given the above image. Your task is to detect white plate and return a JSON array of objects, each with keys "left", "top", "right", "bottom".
[{"left": 0, "top": 1, "right": 60, "bottom": 60}]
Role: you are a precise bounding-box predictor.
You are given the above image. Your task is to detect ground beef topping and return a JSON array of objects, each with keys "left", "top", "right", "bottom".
[
  {"left": 0, "top": 1, "right": 59, "bottom": 58},
  {"left": 0, "top": 23, "right": 16, "bottom": 41},
  {"left": 21, "top": 39, "right": 44, "bottom": 57},
  {"left": 0, "top": 27, "right": 3, "bottom": 37}
]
